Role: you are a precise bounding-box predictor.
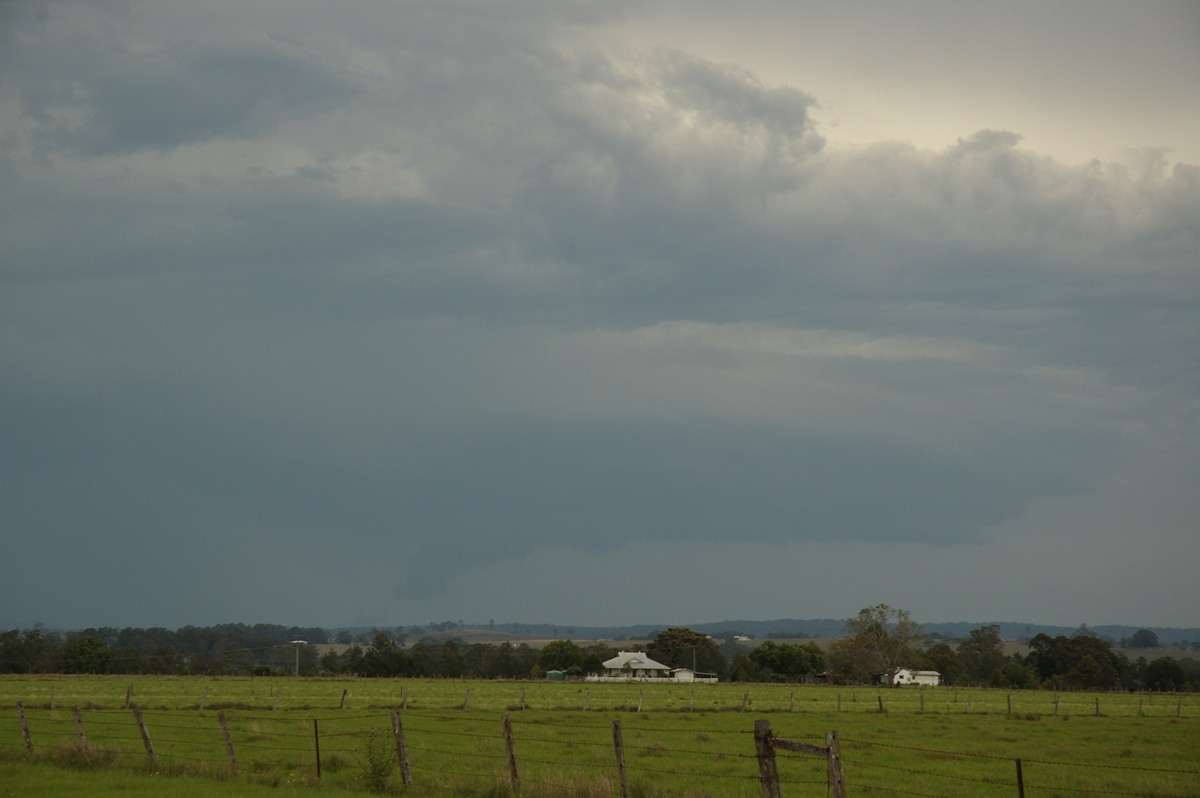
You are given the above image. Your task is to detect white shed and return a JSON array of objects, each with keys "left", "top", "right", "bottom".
[{"left": 884, "top": 669, "right": 940, "bottom": 686}]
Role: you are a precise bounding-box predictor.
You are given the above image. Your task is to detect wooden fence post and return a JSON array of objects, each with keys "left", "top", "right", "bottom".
[
  {"left": 130, "top": 704, "right": 159, "bottom": 768},
  {"left": 827, "top": 730, "right": 846, "bottom": 798},
  {"left": 218, "top": 711, "right": 238, "bottom": 773},
  {"left": 72, "top": 706, "right": 88, "bottom": 749},
  {"left": 501, "top": 714, "right": 520, "bottom": 793},
  {"left": 753, "top": 719, "right": 782, "bottom": 798},
  {"left": 402, "top": 686, "right": 408, "bottom": 710},
  {"left": 16, "top": 702, "right": 32, "bottom": 751},
  {"left": 612, "top": 719, "right": 630, "bottom": 798},
  {"left": 1015, "top": 757, "right": 1026, "bottom": 798},
  {"left": 741, "top": 692, "right": 750, "bottom": 713},
  {"left": 124, "top": 685, "right": 133, "bottom": 709},
  {"left": 340, "top": 689, "right": 349, "bottom": 710},
  {"left": 877, "top": 695, "right": 885, "bottom": 714},
  {"left": 313, "top": 719, "right": 321, "bottom": 780},
  {"left": 462, "top": 688, "right": 471, "bottom": 710},
  {"left": 390, "top": 710, "right": 412, "bottom": 785}
]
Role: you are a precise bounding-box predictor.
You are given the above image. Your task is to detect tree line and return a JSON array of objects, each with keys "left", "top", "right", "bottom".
[
  {"left": 825, "top": 604, "right": 1199, "bottom": 692},
  {"left": 2, "top": 611, "right": 1197, "bottom": 690}
]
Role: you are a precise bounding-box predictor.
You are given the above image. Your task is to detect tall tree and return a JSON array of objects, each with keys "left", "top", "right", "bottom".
[
  {"left": 957, "top": 624, "right": 1007, "bottom": 684},
  {"left": 647, "top": 628, "right": 726, "bottom": 675},
  {"left": 829, "top": 604, "right": 924, "bottom": 686}
]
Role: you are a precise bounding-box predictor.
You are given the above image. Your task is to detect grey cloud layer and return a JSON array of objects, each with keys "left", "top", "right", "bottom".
[{"left": 1, "top": 1, "right": 1196, "bottom": 622}]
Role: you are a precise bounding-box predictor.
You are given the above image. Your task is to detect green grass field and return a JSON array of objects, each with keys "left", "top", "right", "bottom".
[{"left": 1, "top": 676, "right": 1196, "bottom": 797}]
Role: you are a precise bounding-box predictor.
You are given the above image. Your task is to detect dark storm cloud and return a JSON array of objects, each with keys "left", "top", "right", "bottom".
[{"left": 1, "top": 0, "right": 1197, "bottom": 626}]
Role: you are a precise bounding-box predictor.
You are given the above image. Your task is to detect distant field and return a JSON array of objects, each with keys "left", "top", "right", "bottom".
[{"left": 1, "top": 676, "right": 1196, "bottom": 797}]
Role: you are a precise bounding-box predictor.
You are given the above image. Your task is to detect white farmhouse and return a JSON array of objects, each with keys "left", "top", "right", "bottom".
[
  {"left": 883, "top": 669, "right": 940, "bottom": 687},
  {"left": 586, "top": 651, "right": 671, "bottom": 681}
]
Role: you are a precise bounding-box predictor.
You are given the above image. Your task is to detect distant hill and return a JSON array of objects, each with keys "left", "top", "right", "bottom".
[{"left": 345, "top": 619, "right": 1200, "bottom": 646}]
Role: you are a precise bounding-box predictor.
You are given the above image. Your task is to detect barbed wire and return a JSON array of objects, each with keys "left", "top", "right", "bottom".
[
  {"left": 1021, "top": 784, "right": 1197, "bottom": 798},
  {"left": 848, "top": 757, "right": 1013, "bottom": 787}
]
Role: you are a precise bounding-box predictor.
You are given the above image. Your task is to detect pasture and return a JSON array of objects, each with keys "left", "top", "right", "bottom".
[{"left": 1, "top": 676, "right": 1196, "bottom": 797}]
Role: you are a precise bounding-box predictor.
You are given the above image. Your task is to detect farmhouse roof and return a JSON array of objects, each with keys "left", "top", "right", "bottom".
[{"left": 602, "top": 651, "right": 670, "bottom": 671}]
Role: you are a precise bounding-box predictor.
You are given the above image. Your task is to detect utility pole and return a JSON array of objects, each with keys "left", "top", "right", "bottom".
[{"left": 290, "top": 640, "right": 307, "bottom": 677}]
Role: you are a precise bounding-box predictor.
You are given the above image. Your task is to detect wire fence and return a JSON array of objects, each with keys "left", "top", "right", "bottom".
[
  {"left": 3, "top": 702, "right": 1197, "bottom": 797},
  {"left": 0, "top": 678, "right": 1192, "bottom": 718}
]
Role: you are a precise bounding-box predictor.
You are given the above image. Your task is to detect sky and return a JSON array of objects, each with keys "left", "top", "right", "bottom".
[{"left": 2, "top": 0, "right": 1198, "bottom": 633}]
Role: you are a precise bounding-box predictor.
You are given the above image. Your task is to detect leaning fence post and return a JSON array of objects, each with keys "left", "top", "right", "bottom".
[
  {"left": 501, "top": 714, "right": 520, "bottom": 793},
  {"left": 72, "top": 706, "right": 88, "bottom": 749},
  {"left": 313, "top": 719, "right": 321, "bottom": 780},
  {"left": 218, "top": 711, "right": 238, "bottom": 773},
  {"left": 612, "top": 719, "right": 630, "bottom": 798},
  {"left": 753, "top": 719, "right": 782, "bottom": 798},
  {"left": 1015, "top": 757, "right": 1026, "bottom": 798},
  {"left": 340, "top": 689, "right": 349, "bottom": 710},
  {"left": 130, "top": 704, "right": 159, "bottom": 768},
  {"left": 827, "top": 730, "right": 846, "bottom": 798},
  {"left": 16, "top": 702, "right": 32, "bottom": 752},
  {"left": 391, "top": 710, "right": 412, "bottom": 785}
]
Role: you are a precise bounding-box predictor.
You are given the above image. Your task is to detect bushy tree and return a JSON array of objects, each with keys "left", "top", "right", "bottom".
[
  {"left": 62, "top": 636, "right": 112, "bottom": 674},
  {"left": 957, "top": 624, "right": 1007, "bottom": 684},
  {"left": 538, "top": 640, "right": 584, "bottom": 672},
  {"left": 829, "top": 604, "right": 924, "bottom": 686},
  {"left": 920, "top": 641, "right": 963, "bottom": 684},
  {"left": 1125, "top": 629, "right": 1159, "bottom": 648},
  {"left": 1027, "top": 633, "right": 1122, "bottom": 689},
  {"left": 361, "top": 632, "right": 411, "bottom": 676},
  {"left": 647, "top": 628, "right": 726, "bottom": 675},
  {"left": 749, "top": 641, "right": 826, "bottom": 681}
]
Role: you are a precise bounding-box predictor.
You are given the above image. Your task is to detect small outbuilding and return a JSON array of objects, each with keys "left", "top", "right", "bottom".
[
  {"left": 884, "top": 669, "right": 940, "bottom": 687},
  {"left": 670, "top": 668, "right": 718, "bottom": 683}
]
